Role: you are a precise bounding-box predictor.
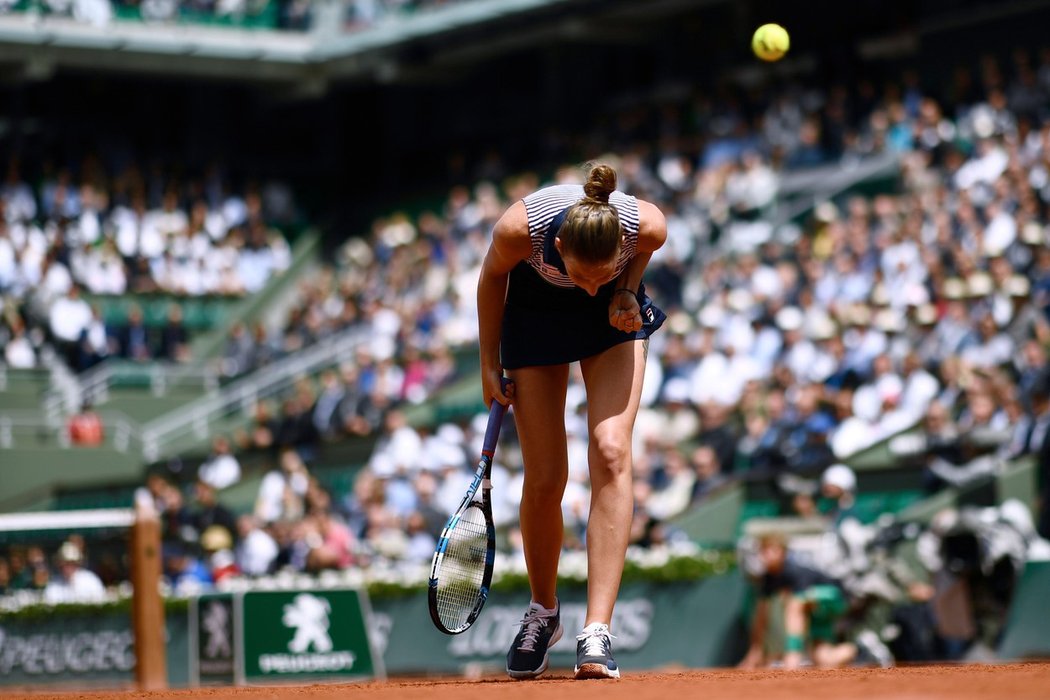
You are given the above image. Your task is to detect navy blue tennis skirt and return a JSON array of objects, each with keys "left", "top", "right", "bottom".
[{"left": 500, "top": 262, "right": 666, "bottom": 369}]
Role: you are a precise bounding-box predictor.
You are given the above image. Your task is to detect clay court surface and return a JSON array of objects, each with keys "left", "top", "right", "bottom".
[{"left": 8, "top": 663, "right": 1050, "bottom": 700}]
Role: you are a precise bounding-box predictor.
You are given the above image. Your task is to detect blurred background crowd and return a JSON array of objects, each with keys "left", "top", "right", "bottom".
[
  {"left": 0, "top": 160, "right": 293, "bottom": 372},
  {"left": 2, "top": 1, "right": 1050, "bottom": 670}
]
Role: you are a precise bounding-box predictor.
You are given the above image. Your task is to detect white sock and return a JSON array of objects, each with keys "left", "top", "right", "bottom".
[{"left": 582, "top": 622, "right": 609, "bottom": 635}]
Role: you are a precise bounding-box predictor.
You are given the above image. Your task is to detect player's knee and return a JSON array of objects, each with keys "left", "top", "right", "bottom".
[
  {"left": 590, "top": 429, "right": 632, "bottom": 478},
  {"left": 522, "top": 472, "right": 568, "bottom": 501}
]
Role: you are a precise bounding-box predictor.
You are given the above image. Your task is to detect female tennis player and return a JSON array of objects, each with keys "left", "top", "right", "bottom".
[{"left": 477, "top": 163, "right": 667, "bottom": 680}]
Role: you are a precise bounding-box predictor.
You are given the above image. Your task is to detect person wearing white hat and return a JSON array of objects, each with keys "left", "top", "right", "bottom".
[
  {"left": 821, "top": 464, "right": 859, "bottom": 526},
  {"left": 43, "top": 541, "right": 105, "bottom": 604}
]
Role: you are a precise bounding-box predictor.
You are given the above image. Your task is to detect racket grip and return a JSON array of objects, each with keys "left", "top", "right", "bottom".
[{"left": 482, "top": 378, "right": 510, "bottom": 455}]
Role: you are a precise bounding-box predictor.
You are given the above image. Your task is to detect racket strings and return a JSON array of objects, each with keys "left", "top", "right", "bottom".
[{"left": 434, "top": 505, "right": 490, "bottom": 630}]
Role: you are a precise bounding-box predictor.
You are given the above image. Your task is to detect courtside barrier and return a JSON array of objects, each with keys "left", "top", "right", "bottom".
[
  {"left": 0, "top": 506, "right": 167, "bottom": 689},
  {"left": 1, "top": 573, "right": 745, "bottom": 686}
]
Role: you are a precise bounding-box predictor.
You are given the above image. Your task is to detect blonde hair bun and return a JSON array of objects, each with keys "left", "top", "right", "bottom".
[{"left": 582, "top": 163, "right": 617, "bottom": 204}]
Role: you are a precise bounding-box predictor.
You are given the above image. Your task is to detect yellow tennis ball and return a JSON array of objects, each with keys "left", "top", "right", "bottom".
[{"left": 752, "top": 23, "right": 790, "bottom": 62}]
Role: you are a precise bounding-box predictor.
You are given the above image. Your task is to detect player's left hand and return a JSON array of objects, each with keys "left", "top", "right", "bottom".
[{"left": 609, "top": 289, "right": 643, "bottom": 333}]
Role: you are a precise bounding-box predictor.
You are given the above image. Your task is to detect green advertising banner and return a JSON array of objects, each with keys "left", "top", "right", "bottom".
[
  {"left": 368, "top": 573, "right": 748, "bottom": 675},
  {"left": 241, "top": 589, "right": 384, "bottom": 682},
  {"left": 999, "top": 561, "right": 1050, "bottom": 660},
  {"left": 0, "top": 575, "right": 745, "bottom": 688},
  {"left": 0, "top": 609, "right": 189, "bottom": 688}
]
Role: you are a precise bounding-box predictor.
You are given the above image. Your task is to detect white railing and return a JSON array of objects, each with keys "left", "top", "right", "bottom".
[
  {"left": 138, "top": 324, "right": 368, "bottom": 461},
  {"left": 0, "top": 409, "right": 146, "bottom": 453},
  {"left": 40, "top": 359, "right": 222, "bottom": 421},
  {"left": 6, "top": 326, "right": 367, "bottom": 460},
  {"left": 78, "top": 360, "right": 220, "bottom": 404},
  {"left": 771, "top": 151, "right": 903, "bottom": 229},
  {"left": 8, "top": 325, "right": 365, "bottom": 461}
]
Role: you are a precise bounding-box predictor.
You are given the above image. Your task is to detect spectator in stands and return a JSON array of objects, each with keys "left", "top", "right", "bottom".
[
  {"left": 220, "top": 322, "right": 254, "bottom": 378},
  {"left": 337, "top": 363, "right": 387, "bottom": 437},
  {"left": 690, "top": 444, "right": 728, "bottom": 503},
  {"left": 255, "top": 447, "right": 309, "bottom": 524},
  {"left": 28, "top": 561, "right": 50, "bottom": 591},
  {"left": 158, "top": 303, "right": 191, "bottom": 363},
  {"left": 339, "top": 469, "right": 385, "bottom": 541},
  {"left": 273, "top": 391, "right": 321, "bottom": 463},
  {"left": 300, "top": 507, "right": 355, "bottom": 572},
  {"left": 1, "top": 159, "right": 36, "bottom": 222},
  {"left": 248, "top": 322, "right": 279, "bottom": 371},
  {"left": 43, "top": 540, "right": 105, "bottom": 604},
  {"left": 197, "top": 435, "right": 242, "bottom": 491},
  {"left": 67, "top": 401, "right": 104, "bottom": 446},
  {"left": 163, "top": 540, "right": 212, "bottom": 594},
  {"left": 235, "top": 400, "right": 278, "bottom": 453},
  {"left": 403, "top": 510, "right": 437, "bottom": 564},
  {"left": 821, "top": 464, "right": 859, "bottom": 526},
  {"left": 114, "top": 303, "right": 153, "bottom": 362},
  {"left": 3, "top": 316, "right": 36, "bottom": 368},
  {"left": 6, "top": 547, "right": 31, "bottom": 590},
  {"left": 192, "top": 480, "right": 238, "bottom": 542},
  {"left": 696, "top": 402, "right": 740, "bottom": 477},
  {"left": 75, "top": 304, "right": 110, "bottom": 371},
  {"left": 645, "top": 445, "right": 696, "bottom": 522},
  {"left": 49, "top": 284, "right": 92, "bottom": 367},
  {"left": 311, "top": 369, "right": 346, "bottom": 440},
  {"left": 361, "top": 501, "right": 409, "bottom": 562},
  {"left": 200, "top": 525, "right": 239, "bottom": 584},
  {"left": 235, "top": 514, "right": 279, "bottom": 577},
  {"left": 134, "top": 472, "right": 176, "bottom": 514},
  {"left": 159, "top": 481, "right": 195, "bottom": 546}
]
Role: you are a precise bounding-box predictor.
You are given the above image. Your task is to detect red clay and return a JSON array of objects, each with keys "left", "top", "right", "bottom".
[{"left": 7, "top": 663, "right": 1050, "bottom": 700}]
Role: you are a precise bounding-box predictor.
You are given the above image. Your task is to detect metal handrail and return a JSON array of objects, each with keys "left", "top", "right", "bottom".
[
  {"left": 770, "top": 151, "right": 902, "bottom": 228},
  {"left": 0, "top": 408, "right": 146, "bottom": 453},
  {"left": 41, "top": 359, "right": 222, "bottom": 418},
  {"left": 139, "top": 324, "right": 369, "bottom": 461},
  {"left": 11, "top": 324, "right": 378, "bottom": 461},
  {"left": 81, "top": 360, "right": 220, "bottom": 400}
]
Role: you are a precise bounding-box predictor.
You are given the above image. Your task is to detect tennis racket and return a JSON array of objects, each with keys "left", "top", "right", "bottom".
[{"left": 428, "top": 382, "right": 509, "bottom": 635}]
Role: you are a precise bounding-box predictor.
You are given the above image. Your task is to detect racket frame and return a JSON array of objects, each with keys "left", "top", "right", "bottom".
[{"left": 427, "top": 391, "right": 506, "bottom": 635}]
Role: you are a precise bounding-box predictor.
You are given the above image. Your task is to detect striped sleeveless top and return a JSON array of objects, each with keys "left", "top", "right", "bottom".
[{"left": 521, "top": 184, "right": 640, "bottom": 289}]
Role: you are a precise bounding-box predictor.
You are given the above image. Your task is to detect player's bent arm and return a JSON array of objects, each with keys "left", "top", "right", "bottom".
[
  {"left": 613, "top": 201, "right": 665, "bottom": 294},
  {"left": 477, "top": 202, "right": 531, "bottom": 406},
  {"left": 636, "top": 200, "right": 668, "bottom": 254}
]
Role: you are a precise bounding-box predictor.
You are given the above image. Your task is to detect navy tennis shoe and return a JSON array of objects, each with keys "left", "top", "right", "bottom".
[
  {"left": 506, "top": 601, "right": 562, "bottom": 680},
  {"left": 574, "top": 623, "right": 620, "bottom": 679}
]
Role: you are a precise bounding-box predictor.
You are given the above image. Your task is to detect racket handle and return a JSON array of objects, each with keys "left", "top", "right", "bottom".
[{"left": 482, "top": 378, "right": 511, "bottom": 455}]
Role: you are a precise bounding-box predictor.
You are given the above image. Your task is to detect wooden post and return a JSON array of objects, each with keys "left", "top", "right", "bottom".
[{"left": 131, "top": 503, "right": 167, "bottom": 690}]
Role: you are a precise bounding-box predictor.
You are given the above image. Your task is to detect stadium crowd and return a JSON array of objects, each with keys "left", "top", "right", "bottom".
[
  {"left": 4, "top": 45, "right": 1050, "bottom": 667},
  {"left": 0, "top": 159, "right": 292, "bottom": 371}
]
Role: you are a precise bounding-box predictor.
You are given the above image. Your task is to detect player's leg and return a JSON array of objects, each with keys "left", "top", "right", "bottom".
[
  {"left": 573, "top": 338, "right": 646, "bottom": 679},
  {"left": 508, "top": 362, "right": 570, "bottom": 607},
  {"left": 505, "top": 362, "right": 569, "bottom": 680}
]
